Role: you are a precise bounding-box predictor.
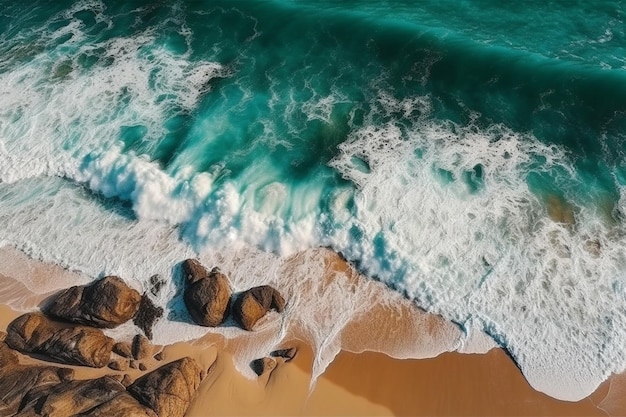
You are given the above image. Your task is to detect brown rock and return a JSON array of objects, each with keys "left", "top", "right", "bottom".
[
  {"left": 132, "top": 334, "right": 152, "bottom": 360},
  {"left": 0, "top": 331, "right": 6, "bottom": 342},
  {"left": 113, "top": 341, "right": 133, "bottom": 358},
  {"left": 108, "top": 359, "right": 128, "bottom": 371},
  {"left": 250, "top": 357, "right": 277, "bottom": 376},
  {"left": 17, "top": 375, "right": 125, "bottom": 416},
  {"left": 0, "top": 343, "right": 69, "bottom": 415},
  {"left": 181, "top": 259, "right": 208, "bottom": 284},
  {"left": 45, "top": 276, "right": 141, "bottom": 328},
  {"left": 133, "top": 295, "right": 164, "bottom": 340},
  {"left": 5, "top": 313, "right": 113, "bottom": 368},
  {"left": 232, "top": 285, "right": 286, "bottom": 331},
  {"left": 270, "top": 347, "right": 297, "bottom": 362},
  {"left": 128, "top": 357, "right": 202, "bottom": 417},
  {"left": 81, "top": 392, "right": 157, "bottom": 417},
  {"left": 139, "top": 363, "right": 147, "bottom": 371},
  {"left": 121, "top": 374, "right": 133, "bottom": 388},
  {"left": 183, "top": 262, "right": 231, "bottom": 327},
  {"left": 130, "top": 360, "right": 138, "bottom": 369},
  {"left": 154, "top": 351, "right": 164, "bottom": 361}
]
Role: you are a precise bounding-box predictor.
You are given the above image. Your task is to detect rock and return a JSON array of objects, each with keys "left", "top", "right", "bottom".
[
  {"left": 128, "top": 357, "right": 202, "bottom": 417},
  {"left": 232, "top": 285, "right": 286, "bottom": 331},
  {"left": 250, "top": 357, "right": 277, "bottom": 376},
  {"left": 108, "top": 359, "right": 128, "bottom": 371},
  {"left": 57, "top": 368, "right": 75, "bottom": 383},
  {"left": 130, "top": 360, "right": 138, "bottom": 369},
  {"left": 154, "top": 351, "right": 164, "bottom": 361},
  {"left": 139, "top": 363, "right": 147, "bottom": 371},
  {"left": 113, "top": 341, "right": 133, "bottom": 359},
  {"left": 0, "top": 331, "right": 5, "bottom": 342},
  {"left": 81, "top": 392, "right": 158, "bottom": 417},
  {"left": 181, "top": 259, "right": 208, "bottom": 284},
  {"left": 149, "top": 274, "right": 165, "bottom": 297},
  {"left": 6, "top": 313, "right": 113, "bottom": 368},
  {"left": 133, "top": 295, "right": 164, "bottom": 340},
  {"left": 17, "top": 375, "right": 125, "bottom": 416},
  {"left": 121, "top": 374, "right": 133, "bottom": 388},
  {"left": 0, "top": 343, "right": 70, "bottom": 415},
  {"left": 45, "top": 276, "right": 141, "bottom": 328},
  {"left": 270, "top": 347, "right": 297, "bottom": 362},
  {"left": 132, "top": 334, "right": 152, "bottom": 360},
  {"left": 182, "top": 261, "right": 231, "bottom": 327}
]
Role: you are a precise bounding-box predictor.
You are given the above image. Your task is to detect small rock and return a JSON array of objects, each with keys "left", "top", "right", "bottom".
[
  {"left": 45, "top": 276, "right": 142, "bottom": 328},
  {"left": 270, "top": 347, "right": 297, "bottom": 362},
  {"left": 128, "top": 357, "right": 202, "bottom": 417},
  {"left": 232, "top": 285, "right": 286, "bottom": 331},
  {"left": 130, "top": 360, "right": 138, "bottom": 369},
  {"left": 154, "top": 351, "right": 164, "bottom": 361},
  {"left": 132, "top": 334, "right": 152, "bottom": 360},
  {"left": 121, "top": 374, "right": 133, "bottom": 387},
  {"left": 113, "top": 341, "right": 133, "bottom": 358},
  {"left": 139, "top": 363, "right": 147, "bottom": 371},
  {"left": 183, "top": 261, "right": 232, "bottom": 327},
  {"left": 133, "top": 295, "right": 164, "bottom": 340},
  {"left": 149, "top": 274, "right": 165, "bottom": 297},
  {"left": 57, "top": 367, "right": 75, "bottom": 382},
  {"left": 250, "top": 357, "right": 277, "bottom": 376},
  {"left": 109, "top": 359, "right": 128, "bottom": 371}
]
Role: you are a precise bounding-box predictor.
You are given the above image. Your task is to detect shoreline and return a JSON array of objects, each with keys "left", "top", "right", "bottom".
[{"left": 0, "top": 246, "right": 624, "bottom": 416}]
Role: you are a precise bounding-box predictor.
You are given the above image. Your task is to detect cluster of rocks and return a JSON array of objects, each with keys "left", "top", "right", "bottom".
[
  {"left": 0, "top": 276, "right": 202, "bottom": 417},
  {"left": 182, "top": 259, "right": 286, "bottom": 331},
  {"left": 0, "top": 259, "right": 292, "bottom": 416}
]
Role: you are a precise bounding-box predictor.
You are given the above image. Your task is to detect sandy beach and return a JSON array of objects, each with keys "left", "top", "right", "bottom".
[{"left": 0, "top": 246, "right": 624, "bottom": 416}]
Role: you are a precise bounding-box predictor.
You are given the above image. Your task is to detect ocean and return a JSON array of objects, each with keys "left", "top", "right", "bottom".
[{"left": 1, "top": 0, "right": 626, "bottom": 402}]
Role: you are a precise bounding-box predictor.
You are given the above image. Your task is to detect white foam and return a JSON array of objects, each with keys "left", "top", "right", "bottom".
[{"left": 328, "top": 93, "right": 626, "bottom": 400}]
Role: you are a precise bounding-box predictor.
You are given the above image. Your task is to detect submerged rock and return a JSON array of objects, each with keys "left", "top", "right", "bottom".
[
  {"left": 45, "top": 276, "right": 141, "bottom": 328},
  {"left": 182, "top": 260, "right": 231, "bottom": 327},
  {"left": 233, "top": 285, "right": 286, "bottom": 331},
  {"left": 6, "top": 312, "right": 113, "bottom": 368},
  {"left": 128, "top": 357, "right": 202, "bottom": 417}
]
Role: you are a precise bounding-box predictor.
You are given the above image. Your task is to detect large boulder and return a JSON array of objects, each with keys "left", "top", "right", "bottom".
[
  {"left": 232, "top": 285, "right": 286, "bottom": 331},
  {"left": 182, "top": 260, "right": 231, "bottom": 327},
  {"left": 0, "top": 343, "right": 73, "bottom": 416},
  {"left": 5, "top": 313, "right": 113, "bottom": 368},
  {"left": 81, "top": 392, "right": 158, "bottom": 417},
  {"left": 45, "top": 276, "right": 142, "bottom": 328},
  {"left": 17, "top": 376, "right": 125, "bottom": 417},
  {"left": 128, "top": 357, "right": 202, "bottom": 417}
]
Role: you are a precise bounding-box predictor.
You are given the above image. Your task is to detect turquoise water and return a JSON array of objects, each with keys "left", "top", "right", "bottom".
[{"left": 1, "top": 0, "right": 626, "bottom": 401}]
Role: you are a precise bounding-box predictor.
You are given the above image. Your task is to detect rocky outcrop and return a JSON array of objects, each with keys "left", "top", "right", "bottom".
[
  {"left": 17, "top": 376, "right": 125, "bottom": 416},
  {"left": 0, "top": 343, "right": 74, "bottom": 416},
  {"left": 5, "top": 313, "right": 113, "bottom": 368},
  {"left": 81, "top": 392, "right": 158, "bottom": 417},
  {"left": 45, "top": 276, "right": 142, "bottom": 328},
  {"left": 232, "top": 285, "right": 286, "bottom": 331},
  {"left": 134, "top": 294, "right": 164, "bottom": 340},
  {"left": 182, "top": 260, "right": 231, "bottom": 327},
  {"left": 128, "top": 357, "right": 202, "bottom": 417}
]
